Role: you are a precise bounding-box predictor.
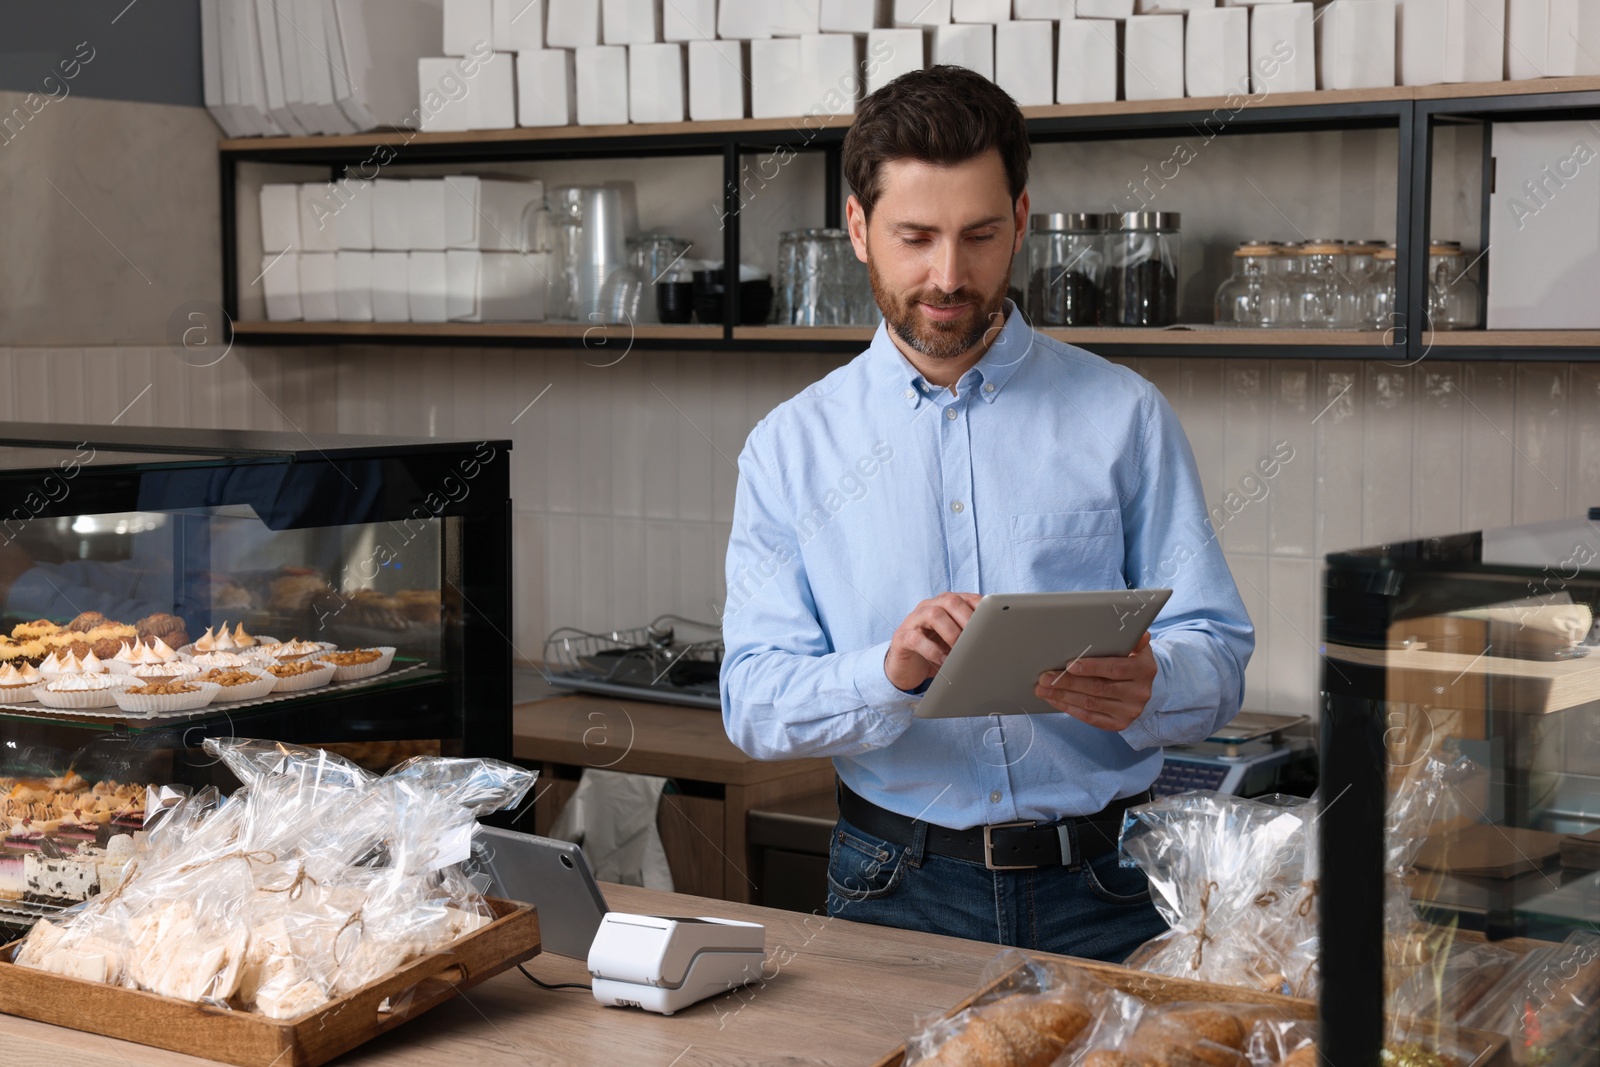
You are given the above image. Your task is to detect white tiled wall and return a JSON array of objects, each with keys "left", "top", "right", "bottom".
[{"left": 6, "top": 344, "right": 1599, "bottom": 719}]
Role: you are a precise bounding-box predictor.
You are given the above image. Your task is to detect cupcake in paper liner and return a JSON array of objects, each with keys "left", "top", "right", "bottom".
[
  {"left": 314, "top": 646, "right": 396, "bottom": 682},
  {"left": 109, "top": 638, "right": 185, "bottom": 675},
  {"left": 35, "top": 673, "right": 131, "bottom": 709},
  {"left": 113, "top": 679, "right": 222, "bottom": 715},
  {"left": 196, "top": 666, "right": 276, "bottom": 702},
  {"left": 265, "top": 659, "right": 337, "bottom": 692},
  {"left": 0, "top": 662, "right": 42, "bottom": 702},
  {"left": 187, "top": 649, "right": 266, "bottom": 671}
]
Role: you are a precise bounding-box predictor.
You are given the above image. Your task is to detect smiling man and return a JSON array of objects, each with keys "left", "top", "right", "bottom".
[{"left": 719, "top": 67, "right": 1254, "bottom": 962}]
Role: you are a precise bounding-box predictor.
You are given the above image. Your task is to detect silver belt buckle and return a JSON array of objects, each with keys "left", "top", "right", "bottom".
[{"left": 982, "top": 820, "right": 1037, "bottom": 871}]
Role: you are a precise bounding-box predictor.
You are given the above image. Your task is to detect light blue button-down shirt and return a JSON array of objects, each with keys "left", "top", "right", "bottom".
[{"left": 720, "top": 301, "right": 1253, "bottom": 829}]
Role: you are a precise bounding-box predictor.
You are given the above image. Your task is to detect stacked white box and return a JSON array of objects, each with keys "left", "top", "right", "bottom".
[
  {"left": 299, "top": 252, "right": 340, "bottom": 320},
  {"left": 932, "top": 23, "right": 993, "bottom": 79},
  {"left": 1546, "top": 3, "right": 1600, "bottom": 77},
  {"left": 1137, "top": 0, "right": 1212, "bottom": 11},
  {"left": 822, "top": 0, "right": 888, "bottom": 32},
  {"left": 629, "top": 42, "right": 687, "bottom": 122},
  {"left": 894, "top": 0, "right": 950, "bottom": 25},
  {"left": 866, "top": 28, "right": 923, "bottom": 93},
  {"left": 408, "top": 251, "right": 450, "bottom": 321},
  {"left": 1250, "top": 2, "right": 1314, "bottom": 94},
  {"left": 1015, "top": 0, "right": 1065, "bottom": 15},
  {"left": 492, "top": 0, "right": 544, "bottom": 50},
  {"left": 445, "top": 177, "right": 546, "bottom": 251},
  {"left": 721, "top": 2, "right": 774, "bottom": 38},
  {"left": 260, "top": 183, "right": 300, "bottom": 253},
  {"left": 371, "top": 180, "right": 411, "bottom": 251},
  {"left": 771, "top": 0, "right": 823, "bottom": 35},
  {"left": 407, "top": 179, "right": 449, "bottom": 250},
  {"left": 474, "top": 52, "right": 518, "bottom": 127},
  {"left": 1394, "top": 0, "right": 1503, "bottom": 85},
  {"left": 1185, "top": 7, "right": 1248, "bottom": 97},
  {"left": 444, "top": 0, "right": 495, "bottom": 56},
  {"left": 689, "top": 39, "right": 747, "bottom": 119},
  {"left": 417, "top": 56, "right": 476, "bottom": 130},
  {"left": 297, "top": 184, "right": 342, "bottom": 252},
  {"left": 1072, "top": 1, "right": 1133, "bottom": 15},
  {"left": 263, "top": 253, "right": 302, "bottom": 320},
  {"left": 953, "top": 0, "right": 1010, "bottom": 20},
  {"left": 665, "top": 0, "right": 717, "bottom": 40},
  {"left": 518, "top": 49, "right": 578, "bottom": 125},
  {"left": 547, "top": 0, "right": 602, "bottom": 46},
  {"left": 751, "top": 37, "right": 804, "bottom": 116},
  {"left": 1059, "top": 18, "right": 1119, "bottom": 103},
  {"left": 332, "top": 179, "right": 374, "bottom": 250},
  {"left": 372, "top": 252, "right": 412, "bottom": 320},
  {"left": 604, "top": 0, "right": 664, "bottom": 44},
  {"left": 576, "top": 44, "right": 630, "bottom": 124},
  {"left": 447, "top": 250, "right": 551, "bottom": 320},
  {"left": 1124, "top": 14, "right": 1183, "bottom": 99},
  {"left": 1317, "top": 0, "right": 1395, "bottom": 89},
  {"left": 801, "top": 33, "right": 862, "bottom": 115},
  {"left": 996, "top": 22, "right": 1054, "bottom": 106},
  {"left": 336, "top": 251, "right": 375, "bottom": 320}
]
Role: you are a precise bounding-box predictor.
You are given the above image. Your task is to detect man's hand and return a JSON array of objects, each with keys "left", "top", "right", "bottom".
[
  {"left": 1034, "top": 632, "right": 1157, "bottom": 731},
  {"left": 884, "top": 592, "right": 982, "bottom": 692}
]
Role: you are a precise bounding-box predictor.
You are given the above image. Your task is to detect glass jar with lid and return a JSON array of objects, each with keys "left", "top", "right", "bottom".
[
  {"left": 1102, "top": 212, "right": 1181, "bottom": 327},
  {"left": 1362, "top": 246, "right": 1399, "bottom": 332},
  {"left": 1427, "top": 240, "right": 1481, "bottom": 329},
  {"left": 1214, "top": 242, "right": 1289, "bottom": 327},
  {"left": 1025, "top": 213, "right": 1105, "bottom": 326},
  {"left": 1342, "top": 241, "right": 1386, "bottom": 326},
  {"left": 1286, "top": 242, "right": 1356, "bottom": 328}
]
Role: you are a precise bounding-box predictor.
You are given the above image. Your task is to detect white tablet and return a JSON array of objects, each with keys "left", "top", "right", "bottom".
[{"left": 913, "top": 589, "right": 1173, "bottom": 719}]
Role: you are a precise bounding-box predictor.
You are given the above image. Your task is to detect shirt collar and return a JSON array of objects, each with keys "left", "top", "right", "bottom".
[{"left": 868, "top": 299, "right": 1034, "bottom": 409}]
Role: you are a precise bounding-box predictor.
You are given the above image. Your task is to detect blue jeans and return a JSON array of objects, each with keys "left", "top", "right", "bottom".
[{"left": 824, "top": 815, "right": 1167, "bottom": 964}]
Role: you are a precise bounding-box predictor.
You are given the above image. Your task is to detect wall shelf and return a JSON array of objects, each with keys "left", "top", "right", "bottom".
[{"left": 217, "top": 77, "right": 1600, "bottom": 362}]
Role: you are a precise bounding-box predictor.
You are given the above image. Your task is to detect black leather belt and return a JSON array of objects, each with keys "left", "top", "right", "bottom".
[{"left": 837, "top": 781, "right": 1149, "bottom": 871}]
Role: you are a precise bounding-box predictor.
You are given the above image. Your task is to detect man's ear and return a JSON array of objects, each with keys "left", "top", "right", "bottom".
[
  {"left": 846, "top": 194, "right": 870, "bottom": 264},
  {"left": 1013, "top": 187, "right": 1030, "bottom": 255}
]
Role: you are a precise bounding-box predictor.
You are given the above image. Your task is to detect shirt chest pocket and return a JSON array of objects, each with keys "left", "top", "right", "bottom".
[{"left": 1007, "top": 509, "right": 1126, "bottom": 592}]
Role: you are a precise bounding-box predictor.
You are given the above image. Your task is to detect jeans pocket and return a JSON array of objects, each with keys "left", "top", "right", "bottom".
[
  {"left": 826, "top": 822, "right": 906, "bottom": 903},
  {"left": 1081, "top": 852, "right": 1152, "bottom": 906}
]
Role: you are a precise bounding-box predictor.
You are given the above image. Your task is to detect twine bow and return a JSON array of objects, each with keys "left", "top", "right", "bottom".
[
  {"left": 1296, "top": 879, "right": 1319, "bottom": 918},
  {"left": 1189, "top": 879, "right": 1220, "bottom": 971}
]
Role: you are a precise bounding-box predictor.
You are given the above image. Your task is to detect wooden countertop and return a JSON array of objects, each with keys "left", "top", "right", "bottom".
[
  {"left": 0, "top": 882, "right": 1049, "bottom": 1067},
  {"left": 513, "top": 693, "right": 833, "bottom": 786}
]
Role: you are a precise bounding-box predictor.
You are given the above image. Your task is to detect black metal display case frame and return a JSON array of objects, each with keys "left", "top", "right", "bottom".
[
  {"left": 1319, "top": 521, "right": 1600, "bottom": 1067},
  {"left": 0, "top": 422, "right": 512, "bottom": 766}
]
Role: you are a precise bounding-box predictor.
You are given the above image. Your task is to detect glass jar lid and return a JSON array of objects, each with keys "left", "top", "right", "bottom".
[
  {"left": 1298, "top": 242, "right": 1345, "bottom": 255},
  {"left": 1234, "top": 243, "right": 1277, "bottom": 256},
  {"left": 1030, "top": 212, "right": 1107, "bottom": 231},
  {"left": 1110, "top": 211, "right": 1180, "bottom": 231},
  {"left": 1375, "top": 247, "right": 1398, "bottom": 260},
  {"left": 1428, "top": 241, "right": 1465, "bottom": 256}
]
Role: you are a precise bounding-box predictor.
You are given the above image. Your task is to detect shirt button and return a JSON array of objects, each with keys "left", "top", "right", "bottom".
[
  {"left": 990, "top": 790, "right": 1001, "bottom": 803},
  {"left": 984, "top": 382, "right": 996, "bottom": 394},
  {"left": 945, "top": 408, "right": 957, "bottom": 420},
  {"left": 951, "top": 500, "right": 964, "bottom": 513},
  {"left": 903, "top": 388, "right": 916, "bottom": 400}
]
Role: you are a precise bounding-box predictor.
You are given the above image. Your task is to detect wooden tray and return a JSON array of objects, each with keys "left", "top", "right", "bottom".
[
  {"left": 0, "top": 896, "right": 540, "bottom": 1067},
  {"left": 870, "top": 956, "right": 1509, "bottom": 1067}
]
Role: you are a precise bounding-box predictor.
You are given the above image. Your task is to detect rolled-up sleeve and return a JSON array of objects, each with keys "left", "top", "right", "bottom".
[
  {"left": 720, "top": 423, "right": 918, "bottom": 761},
  {"left": 1119, "top": 389, "right": 1255, "bottom": 752}
]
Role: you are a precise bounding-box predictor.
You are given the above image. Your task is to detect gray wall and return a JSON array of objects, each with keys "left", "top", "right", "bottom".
[{"left": 0, "top": 1, "right": 201, "bottom": 107}]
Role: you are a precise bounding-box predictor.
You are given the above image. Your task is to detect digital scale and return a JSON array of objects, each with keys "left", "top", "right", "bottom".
[{"left": 1152, "top": 710, "right": 1309, "bottom": 798}]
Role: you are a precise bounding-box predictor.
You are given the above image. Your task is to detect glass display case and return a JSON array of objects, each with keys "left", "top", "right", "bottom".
[
  {"left": 1321, "top": 517, "right": 1600, "bottom": 1067},
  {"left": 0, "top": 423, "right": 511, "bottom": 929}
]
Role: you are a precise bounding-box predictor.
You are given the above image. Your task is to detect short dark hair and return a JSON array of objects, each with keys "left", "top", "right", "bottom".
[{"left": 843, "top": 65, "right": 1031, "bottom": 219}]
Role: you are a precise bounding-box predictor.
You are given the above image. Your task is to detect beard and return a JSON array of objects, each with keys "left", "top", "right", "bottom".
[{"left": 867, "top": 253, "right": 1011, "bottom": 363}]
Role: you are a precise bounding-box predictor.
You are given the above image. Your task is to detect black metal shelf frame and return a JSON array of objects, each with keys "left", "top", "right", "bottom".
[{"left": 217, "top": 88, "right": 1598, "bottom": 362}]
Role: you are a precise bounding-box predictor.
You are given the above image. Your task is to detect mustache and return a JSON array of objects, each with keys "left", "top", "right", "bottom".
[{"left": 914, "top": 291, "right": 979, "bottom": 308}]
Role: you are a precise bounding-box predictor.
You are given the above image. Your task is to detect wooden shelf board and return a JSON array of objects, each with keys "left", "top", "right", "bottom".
[
  {"left": 1044, "top": 328, "right": 1391, "bottom": 346},
  {"left": 1324, "top": 642, "right": 1600, "bottom": 715},
  {"left": 732, "top": 325, "right": 876, "bottom": 342},
  {"left": 218, "top": 78, "right": 1600, "bottom": 156},
  {"left": 231, "top": 321, "right": 723, "bottom": 341},
  {"left": 1423, "top": 330, "right": 1600, "bottom": 347}
]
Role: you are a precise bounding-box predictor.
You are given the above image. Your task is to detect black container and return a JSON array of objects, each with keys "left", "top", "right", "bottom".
[
  {"left": 656, "top": 281, "right": 695, "bottom": 324},
  {"left": 691, "top": 270, "right": 774, "bottom": 325}
]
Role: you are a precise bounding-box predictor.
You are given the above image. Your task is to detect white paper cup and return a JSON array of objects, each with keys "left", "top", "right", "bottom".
[
  {"left": 0, "top": 683, "right": 38, "bottom": 703},
  {"left": 197, "top": 667, "right": 276, "bottom": 702},
  {"left": 265, "top": 640, "right": 337, "bottom": 663},
  {"left": 177, "top": 635, "right": 279, "bottom": 658},
  {"left": 127, "top": 662, "right": 202, "bottom": 684},
  {"left": 114, "top": 681, "right": 222, "bottom": 715},
  {"left": 34, "top": 677, "right": 131, "bottom": 709},
  {"left": 314, "top": 646, "right": 396, "bottom": 682},
  {"left": 266, "top": 661, "right": 338, "bottom": 692}
]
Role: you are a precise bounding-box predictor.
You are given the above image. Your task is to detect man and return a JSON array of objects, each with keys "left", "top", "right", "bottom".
[{"left": 719, "top": 67, "right": 1253, "bottom": 963}]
